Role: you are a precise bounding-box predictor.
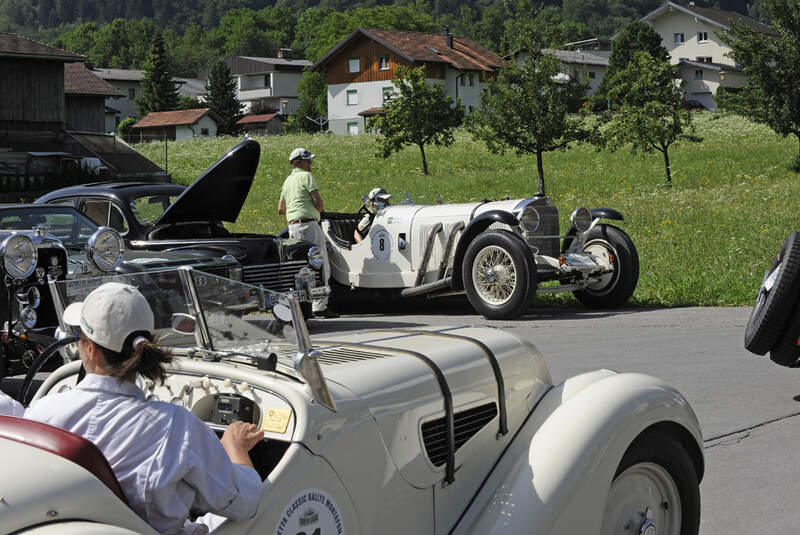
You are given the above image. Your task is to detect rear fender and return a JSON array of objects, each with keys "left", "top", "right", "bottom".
[
  {"left": 562, "top": 208, "right": 624, "bottom": 252},
  {"left": 451, "top": 211, "right": 519, "bottom": 290},
  {"left": 457, "top": 371, "right": 703, "bottom": 535}
]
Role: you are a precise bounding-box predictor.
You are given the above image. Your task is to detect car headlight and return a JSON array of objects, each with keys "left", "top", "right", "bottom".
[
  {"left": 519, "top": 206, "right": 540, "bottom": 233},
  {"left": 307, "top": 246, "right": 324, "bottom": 270},
  {"left": 1, "top": 234, "right": 37, "bottom": 280},
  {"left": 19, "top": 305, "right": 37, "bottom": 329},
  {"left": 571, "top": 207, "right": 593, "bottom": 232},
  {"left": 16, "top": 286, "right": 41, "bottom": 308},
  {"left": 87, "top": 226, "right": 124, "bottom": 272}
]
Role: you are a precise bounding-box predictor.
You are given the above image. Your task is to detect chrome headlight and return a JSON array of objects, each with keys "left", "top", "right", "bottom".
[
  {"left": 519, "top": 206, "right": 540, "bottom": 233},
  {"left": 571, "top": 207, "right": 592, "bottom": 233},
  {"left": 87, "top": 226, "right": 124, "bottom": 272},
  {"left": 1, "top": 234, "right": 37, "bottom": 280},
  {"left": 19, "top": 306, "right": 37, "bottom": 329},
  {"left": 16, "top": 286, "right": 41, "bottom": 308},
  {"left": 307, "top": 246, "right": 324, "bottom": 270}
]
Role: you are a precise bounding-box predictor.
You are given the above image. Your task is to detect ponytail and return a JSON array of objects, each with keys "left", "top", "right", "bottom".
[{"left": 98, "top": 331, "right": 172, "bottom": 384}]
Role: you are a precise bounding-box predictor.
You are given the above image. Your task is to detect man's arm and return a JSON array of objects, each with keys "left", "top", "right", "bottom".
[
  {"left": 309, "top": 189, "right": 324, "bottom": 213},
  {"left": 277, "top": 198, "right": 286, "bottom": 215}
]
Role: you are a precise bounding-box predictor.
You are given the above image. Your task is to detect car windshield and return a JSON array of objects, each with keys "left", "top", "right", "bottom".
[
  {"left": 129, "top": 194, "right": 180, "bottom": 227},
  {"left": 51, "top": 269, "right": 297, "bottom": 353},
  {"left": 0, "top": 207, "right": 97, "bottom": 249}
]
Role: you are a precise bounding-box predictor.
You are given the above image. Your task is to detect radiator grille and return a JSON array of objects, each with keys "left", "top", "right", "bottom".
[
  {"left": 526, "top": 205, "right": 560, "bottom": 257},
  {"left": 242, "top": 260, "right": 322, "bottom": 291},
  {"left": 421, "top": 402, "right": 498, "bottom": 467}
]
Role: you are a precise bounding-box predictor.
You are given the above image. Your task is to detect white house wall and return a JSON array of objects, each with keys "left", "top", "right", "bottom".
[
  {"left": 650, "top": 11, "right": 736, "bottom": 67},
  {"left": 175, "top": 116, "right": 218, "bottom": 141}
]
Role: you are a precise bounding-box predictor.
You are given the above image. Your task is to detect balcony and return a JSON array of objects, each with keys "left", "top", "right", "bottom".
[{"left": 238, "top": 87, "right": 273, "bottom": 101}]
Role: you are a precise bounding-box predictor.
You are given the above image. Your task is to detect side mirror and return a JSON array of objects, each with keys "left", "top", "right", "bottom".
[
  {"left": 361, "top": 194, "right": 369, "bottom": 204},
  {"left": 273, "top": 303, "right": 293, "bottom": 323},
  {"left": 171, "top": 313, "right": 196, "bottom": 334}
]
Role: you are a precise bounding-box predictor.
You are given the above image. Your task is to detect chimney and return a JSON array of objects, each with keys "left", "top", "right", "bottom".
[
  {"left": 444, "top": 27, "right": 454, "bottom": 48},
  {"left": 277, "top": 48, "right": 294, "bottom": 59}
]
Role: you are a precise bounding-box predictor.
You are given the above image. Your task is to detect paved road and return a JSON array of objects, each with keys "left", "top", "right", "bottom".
[{"left": 309, "top": 303, "right": 800, "bottom": 534}]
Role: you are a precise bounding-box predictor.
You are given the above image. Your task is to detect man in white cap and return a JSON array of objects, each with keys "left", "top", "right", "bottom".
[
  {"left": 26, "top": 282, "right": 263, "bottom": 535},
  {"left": 354, "top": 187, "right": 392, "bottom": 244},
  {"left": 278, "top": 148, "right": 338, "bottom": 318}
]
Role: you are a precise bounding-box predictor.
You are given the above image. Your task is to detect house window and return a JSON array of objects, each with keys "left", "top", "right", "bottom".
[
  {"left": 348, "top": 57, "right": 360, "bottom": 73},
  {"left": 697, "top": 31, "right": 708, "bottom": 43},
  {"left": 588, "top": 71, "right": 596, "bottom": 79},
  {"left": 378, "top": 55, "right": 390, "bottom": 71},
  {"left": 460, "top": 75, "right": 465, "bottom": 86},
  {"left": 382, "top": 86, "right": 393, "bottom": 103},
  {"left": 347, "top": 122, "right": 358, "bottom": 135},
  {"left": 468, "top": 73, "right": 474, "bottom": 86},
  {"left": 264, "top": 74, "right": 272, "bottom": 88},
  {"left": 346, "top": 89, "right": 358, "bottom": 105},
  {"left": 674, "top": 33, "right": 685, "bottom": 44},
  {"left": 694, "top": 70, "right": 704, "bottom": 80},
  {"left": 128, "top": 88, "right": 135, "bottom": 100},
  {"left": 697, "top": 56, "right": 712, "bottom": 63},
  {"left": 201, "top": 128, "right": 209, "bottom": 136}
]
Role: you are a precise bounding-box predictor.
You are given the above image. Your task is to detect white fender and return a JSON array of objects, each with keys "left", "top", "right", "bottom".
[{"left": 456, "top": 371, "right": 703, "bottom": 535}]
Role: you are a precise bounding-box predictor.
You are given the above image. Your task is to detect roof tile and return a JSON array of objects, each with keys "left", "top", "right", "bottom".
[
  {"left": 0, "top": 32, "right": 84, "bottom": 60},
  {"left": 237, "top": 113, "right": 278, "bottom": 124},
  {"left": 65, "top": 62, "right": 122, "bottom": 96},
  {"left": 133, "top": 108, "right": 213, "bottom": 128}
]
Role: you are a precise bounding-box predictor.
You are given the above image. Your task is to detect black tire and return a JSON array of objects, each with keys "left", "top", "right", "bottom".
[
  {"left": 601, "top": 431, "right": 701, "bottom": 535},
  {"left": 744, "top": 231, "right": 800, "bottom": 355},
  {"left": 462, "top": 230, "right": 537, "bottom": 319},
  {"left": 768, "top": 293, "right": 800, "bottom": 367},
  {"left": 573, "top": 224, "right": 639, "bottom": 308}
]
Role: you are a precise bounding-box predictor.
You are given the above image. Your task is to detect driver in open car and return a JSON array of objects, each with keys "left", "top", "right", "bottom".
[
  {"left": 25, "top": 282, "right": 264, "bottom": 535},
  {"left": 354, "top": 187, "right": 392, "bottom": 244}
]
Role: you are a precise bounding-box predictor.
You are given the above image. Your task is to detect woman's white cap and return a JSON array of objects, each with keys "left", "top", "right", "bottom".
[{"left": 62, "top": 282, "right": 154, "bottom": 353}]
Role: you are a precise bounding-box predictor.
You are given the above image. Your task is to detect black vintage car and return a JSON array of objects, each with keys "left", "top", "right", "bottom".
[{"left": 36, "top": 138, "right": 327, "bottom": 307}]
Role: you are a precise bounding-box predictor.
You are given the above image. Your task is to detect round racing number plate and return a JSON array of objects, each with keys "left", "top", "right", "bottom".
[
  {"left": 370, "top": 227, "right": 392, "bottom": 263},
  {"left": 275, "top": 488, "right": 344, "bottom": 535}
]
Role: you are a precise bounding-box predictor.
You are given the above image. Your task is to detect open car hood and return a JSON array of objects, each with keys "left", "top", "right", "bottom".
[{"left": 152, "top": 137, "right": 260, "bottom": 227}]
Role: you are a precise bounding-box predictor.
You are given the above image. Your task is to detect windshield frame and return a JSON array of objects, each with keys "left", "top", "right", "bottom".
[{"left": 0, "top": 205, "right": 98, "bottom": 249}]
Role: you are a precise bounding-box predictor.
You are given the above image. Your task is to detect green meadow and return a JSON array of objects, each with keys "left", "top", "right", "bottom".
[{"left": 137, "top": 113, "right": 800, "bottom": 307}]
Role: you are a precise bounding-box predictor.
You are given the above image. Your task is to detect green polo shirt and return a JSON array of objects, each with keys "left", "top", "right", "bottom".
[{"left": 280, "top": 167, "right": 320, "bottom": 222}]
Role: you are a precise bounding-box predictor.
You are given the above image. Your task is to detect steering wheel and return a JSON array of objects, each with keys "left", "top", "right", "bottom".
[{"left": 19, "top": 338, "right": 76, "bottom": 406}]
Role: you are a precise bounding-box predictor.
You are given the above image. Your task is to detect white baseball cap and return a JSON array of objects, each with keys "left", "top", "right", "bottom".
[
  {"left": 289, "top": 148, "right": 315, "bottom": 162},
  {"left": 62, "top": 282, "right": 155, "bottom": 353},
  {"left": 368, "top": 187, "right": 392, "bottom": 202}
]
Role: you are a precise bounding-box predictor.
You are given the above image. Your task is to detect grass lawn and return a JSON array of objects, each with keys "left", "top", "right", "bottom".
[{"left": 137, "top": 112, "right": 800, "bottom": 307}]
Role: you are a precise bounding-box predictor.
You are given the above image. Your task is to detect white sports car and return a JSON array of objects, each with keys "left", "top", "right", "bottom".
[
  {"left": 321, "top": 193, "right": 639, "bottom": 319},
  {"left": 0, "top": 268, "right": 701, "bottom": 535}
]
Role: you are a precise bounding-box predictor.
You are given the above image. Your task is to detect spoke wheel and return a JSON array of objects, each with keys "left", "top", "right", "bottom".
[
  {"left": 472, "top": 245, "right": 517, "bottom": 306},
  {"left": 462, "top": 230, "right": 536, "bottom": 320},
  {"left": 573, "top": 224, "right": 639, "bottom": 309},
  {"left": 601, "top": 462, "right": 682, "bottom": 535}
]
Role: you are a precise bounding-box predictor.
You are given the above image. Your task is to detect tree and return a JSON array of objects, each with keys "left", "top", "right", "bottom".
[
  {"left": 294, "top": 71, "right": 328, "bottom": 132},
  {"left": 722, "top": 0, "right": 800, "bottom": 170},
  {"left": 592, "top": 20, "right": 669, "bottom": 110},
  {"left": 467, "top": 52, "right": 589, "bottom": 196},
  {"left": 137, "top": 33, "right": 179, "bottom": 116},
  {"left": 600, "top": 52, "right": 702, "bottom": 188},
  {"left": 205, "top": 59, "right": 243, "bottom": 136},
  {"left": 371, "top": 65, "right": 463, "bottom": 175},
  {"left": 117, "top": 116, "right": 137, "bottom": 141}
]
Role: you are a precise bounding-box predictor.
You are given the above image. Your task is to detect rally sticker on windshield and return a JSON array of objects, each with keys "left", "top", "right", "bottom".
[
  {"left": 275, "top": 488, "right": 344, "bottom": 535},
  {"left": 370, "top": 227, "right": 392, "bottom": 263}
]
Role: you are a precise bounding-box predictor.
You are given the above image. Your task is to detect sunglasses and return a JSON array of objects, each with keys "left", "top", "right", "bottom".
[{"left": 68, "top": 325, "right": 83, "bottom": 341}]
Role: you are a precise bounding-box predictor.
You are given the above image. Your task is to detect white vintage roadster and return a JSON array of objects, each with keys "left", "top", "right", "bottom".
[
  {"left": 322, "top": 193, "right": 639, "bottom": 319},
  {"left": 0, "top": 268, "right": 702, "bottom": 535}
]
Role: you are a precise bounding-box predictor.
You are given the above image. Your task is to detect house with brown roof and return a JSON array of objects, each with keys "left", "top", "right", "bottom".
[
  {"left": 132, "top": 108, "right": 222, "bottom": 142},
  {"left": 312, "top": 27, "right": 504, "bottom": 135},
  {"left": 64, "top": 62, "right": 121, "bottom": 132},
  {"left": 640, "top": 1, "right": 775, "bottom": 109},
  {"left": 237, "top": 113, "right": 283, "bottom": 135}
]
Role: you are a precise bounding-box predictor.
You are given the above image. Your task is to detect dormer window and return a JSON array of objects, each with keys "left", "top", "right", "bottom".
[{"left": 378, "top": 55, "right": 390, "bottom": 71}]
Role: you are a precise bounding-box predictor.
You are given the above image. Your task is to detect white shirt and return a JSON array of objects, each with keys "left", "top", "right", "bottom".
[
  {"left": 25, "top": 374, "right": 263, "bottom": 535},
  {"left": 0, "top": 390, "right": 24, "bottom": 417}
]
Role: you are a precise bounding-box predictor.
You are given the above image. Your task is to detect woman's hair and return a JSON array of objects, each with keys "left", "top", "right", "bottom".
[{"left": 94, "top": 331, "right": 172, "bottom": 383}]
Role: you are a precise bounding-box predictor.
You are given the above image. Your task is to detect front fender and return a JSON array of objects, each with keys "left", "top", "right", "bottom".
[
  {"left": 457, "top": 371, "right": 703, "bottom": 535},
  {"left": 562, "top": 208, "right": 625, "bottom": 252},
  {"left": 451, "top": 211, "right": 519, "bottom": 290}
]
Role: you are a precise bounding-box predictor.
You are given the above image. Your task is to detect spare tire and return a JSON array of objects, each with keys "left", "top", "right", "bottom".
[{"left": 744, "top": 232, "right": 800, "bottom": 355}]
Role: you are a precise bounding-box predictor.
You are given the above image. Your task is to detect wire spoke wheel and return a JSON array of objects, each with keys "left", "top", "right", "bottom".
[
  {"left": 601, "top": 462, "right": 682, "bottom": 535},
  {"left": 472, "top": 245, "right": 517, "bottom": 305}
]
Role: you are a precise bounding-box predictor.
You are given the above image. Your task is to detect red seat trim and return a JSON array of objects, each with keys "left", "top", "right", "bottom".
[{"left": 0, "top": 415, "right": 128, "bottom": 504}]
